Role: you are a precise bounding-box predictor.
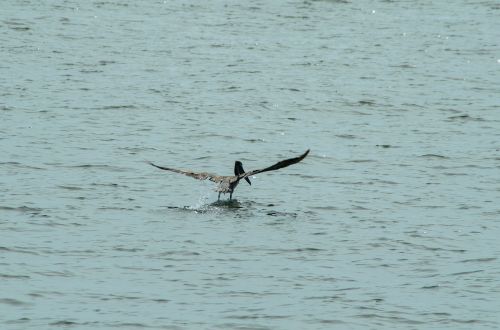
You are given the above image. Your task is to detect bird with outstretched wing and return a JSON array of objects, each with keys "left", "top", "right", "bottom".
[{"left": 149, "top": 149, "right": 309, "bottom": 200}]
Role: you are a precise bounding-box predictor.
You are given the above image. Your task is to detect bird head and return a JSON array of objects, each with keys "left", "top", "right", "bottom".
[{"left": 234, "top": 161, "right": 251, "bottom": 185}]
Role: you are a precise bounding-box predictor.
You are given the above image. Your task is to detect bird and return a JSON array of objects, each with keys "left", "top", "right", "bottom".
[{"left": 148, "top": 149, "right": 310, "bottom": 201}]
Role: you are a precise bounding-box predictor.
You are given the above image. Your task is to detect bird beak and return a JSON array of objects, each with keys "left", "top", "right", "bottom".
[{"left": 245, "top": 177, "right": 251, "bottom": 185}]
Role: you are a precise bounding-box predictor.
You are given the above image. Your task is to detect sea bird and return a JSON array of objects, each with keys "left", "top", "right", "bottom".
[{"left": 149, "top": 149, "right": 309, "bottom": 200}]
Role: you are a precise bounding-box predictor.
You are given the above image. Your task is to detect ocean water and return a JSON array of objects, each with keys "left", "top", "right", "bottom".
[{"left": 1, "top": 0, "right": 499, "bottom": 329}]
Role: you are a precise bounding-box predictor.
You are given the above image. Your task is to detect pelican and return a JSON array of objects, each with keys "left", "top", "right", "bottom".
[{"left": 149, "top": 149, "right": 309, "bottom": 200}]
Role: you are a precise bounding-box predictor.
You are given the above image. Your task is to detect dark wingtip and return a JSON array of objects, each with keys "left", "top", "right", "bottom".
[{"left": 147, "top": 161, "right": 163, "bottom": 170}]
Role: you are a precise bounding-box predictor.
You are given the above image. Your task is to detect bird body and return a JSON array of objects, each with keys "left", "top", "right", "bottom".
[{"left": 149, "top": 149, "right": 309, "bottom": 200}]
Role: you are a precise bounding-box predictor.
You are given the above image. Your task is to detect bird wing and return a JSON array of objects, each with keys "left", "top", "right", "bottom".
[
  {"left": 239, "top": 149, "right": 310, "bottom": 179},
  {"left": 148, "top": 162, "right": 225, "bottom": 183}
]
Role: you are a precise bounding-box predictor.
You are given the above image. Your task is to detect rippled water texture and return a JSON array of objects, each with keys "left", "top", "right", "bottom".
[{"left": 1, "top": 0, "right": 499, "bottom": 329}]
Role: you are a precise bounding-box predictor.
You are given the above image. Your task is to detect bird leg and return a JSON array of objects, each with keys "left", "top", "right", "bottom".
[{"left": 218, "top": 192, "right": 221, "bottom": 201}]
